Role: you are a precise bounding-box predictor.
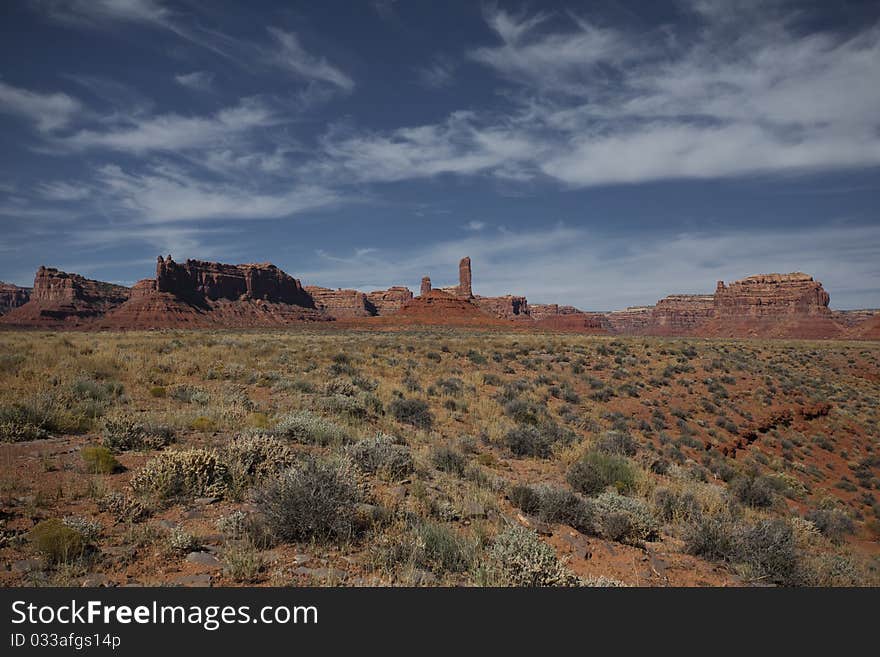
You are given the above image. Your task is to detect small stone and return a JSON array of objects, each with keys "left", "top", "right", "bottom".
[
  {"left": 293, "top": 553, "right": 311, "bottom": 565},
  {"left": 194, "top": 497, "right": 219, "bottom": 506},
  {"left": 186, "top": 552, "right": 222, "bottom": 568}
]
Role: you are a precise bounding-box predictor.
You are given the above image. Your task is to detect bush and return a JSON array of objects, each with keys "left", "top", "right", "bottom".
[
  {"left": 255, "top": 457, "right": 363, "bottom": 543},
  {"left": 98, "top": 492, "right": 150, "bottom": 523},
  {"left": 62, "top": 516, "right": 101, "bottom": 543},
  {"left": 804, "top": 507, "right": 855, "bottom": 544},
  {"left": 222, "top": 434, "right": 296, "bottom": 496},
  {"left": 129, "top": 448, "right": 229, "bottom": 501},
  {"left": 389, "top": 398, "right": 433, "bottom": 429},
  {"left": 737, "top": 518, "right": 801, "bottom": 585},
  {"left": 505, "top": 425, "right": 549, "bottom": 457},
  {"left": 102, "top": 417, "right": 174, "bottom": 452},
  {"left": 431, "top": 446, "right": 467, "bottom": 476},
  {"left": 533, "top": 486, "right": 596, "bottom": 534},
  {"left": 594, "top": 430, "right": 638, "bottom": 456},
  {"left": 29, "top": 519, "right": 88, "bottom": 564},
  {"left": 347, "top": 435, "right": 414, "bottom": 480},
  {"left": 166, "top": 526, "right": 200, "bottom": 554},
  {"left": 486, "top": 525, "right": 580, "bottom": 587},
  {"left": 683, "top": 513, "right": 737, "bottom": 561},
  {"left": 272, "top": 411, "right": 349, "bottom": 446},
  {"left": 415, "top": 521, "right": 476, "bottom": 574},
  {"left": 592, "top": 492, "right": 659, "bottom": 544},
  {"left": 81, "top": 445, "right": 120, "bottom": 474},
  {"left": 509, "top": 484, "right": 542, "bottom": 515},
  {"left": 730, "top": 474, "right": 775, "bottom": 508},
  {"left": 567, "top": 450, "right": 637, "bottom": 495},
  {"left": 148, "top": 386, "right": 167, "bottom": 398}
]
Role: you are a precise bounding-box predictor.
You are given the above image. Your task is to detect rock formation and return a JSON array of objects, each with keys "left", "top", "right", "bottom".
[
  {"left": 304, "top": 286, "right": 373, "bottom": 318},
  {"left": 2, "top": 267, "right": 130, "bottom": 326},
  {"left": 1, "top": 255, "right": 876, "bottom": 339},
  {"left": 473, "top": 295, "right": 530, "bottom": 319},
  {"left": 713, "top": 273, "right": 830, "bottom": 318},
  {"left": 607, "top": 306, "right": 655, "bottom": 334},
  {"left": 366, "top": 287, "right": 413, "bottom": 315},
  {"left": 0, "top": 282, "right": 30, "bottom": 315},
  {"left": 155, "top": 256, "right": 313, "bottom": 307},
  {"left": 458, "top": 257, "right": 472, "bottom": 298},
  {"left": 651, "top": 295, "right": 716, "bottom": 334}
]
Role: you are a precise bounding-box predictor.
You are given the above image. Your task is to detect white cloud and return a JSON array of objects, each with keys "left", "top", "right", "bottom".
[
  {"left": 61, "top": 97, "right": 275, "bottom": 153},
  {"left": 463, "top": 220, "right": 486, "bottom": 231},
  {"left": 268, "top": 28, "right": 354, "bottom": 92},
  {"left": 33, "top": 0, "right": 171, "bottom": 27},
  {"left": 0, "top": 80, "right": 82, "bottom": 132},
  {"left": 416, "top": 56, "right": 456, "bottom": 89},
  {"left": 174, "top": 71, "right": 215, "bottom": 92},
  {"left": 94, "top": 163, "right": 345, "bottom": 222},
  {"left": 37, "top": 181, "right": 91, "bottom": 201}
]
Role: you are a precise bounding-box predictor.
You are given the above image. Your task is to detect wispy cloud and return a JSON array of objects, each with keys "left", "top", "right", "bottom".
[
  {"left": 60, "top": 97, "right": 275, "bottom": 153},
  {"left": 0, "top": 80, "right": 82, "bottom": 132},
  {"left": 416, "top": 55, "right": 456, "bottom": 89},
  {"left": 268, "top": 28, "right": 354, "bottom": 92},
  {"left": 94, "top": 163, "right": 345, "bottom": 222},
  {"left": 463, "top": 220, "right": 486, "bottom": 231},
  {"left": 174, "top": 71, "right": 215, "bottom": 92}
]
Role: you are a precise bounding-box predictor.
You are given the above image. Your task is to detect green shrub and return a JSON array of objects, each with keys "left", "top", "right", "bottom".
[
  {"left": 431, "top": 446, "right": 467, "bottom": 476},
  {"left": 102, "top": 417, "right": 174, "bottom": 452},
  {"left": 347, "top": 435, "right": 414, "bottom": 480},
  {"left": 509, "top": 484, "right": 542, "bottom": 515},
  {"left": 593, "top": 430, "right": 638, "bottom": 456},
  {"left": 567, "top": 450, "right": 637, "bottom": 495},
  {"left": 804, "top": 507, "right": 854, "bottom": 544},
  {"left": 592, "top": 491, "right": 659, "bottom": 544},
  {"left": 255, "top": 457, "right": 363, "bottom": 542},
  {"left": 485, "top": 525, "right": 580, "bottom": 587},
  {"left": 389, "top": 398, "right": 433, "bottom": 429},
  {"left": 533, "top": 486, "right": 596, "bottom": 534},
  {"left": 81, "top": 445, "right": 120, "bottom": 474},
  {"left": 222, "top": 434, "right": 296, "bottom": 496},
  {"left": 415, "top": 521, "right": 476, "bottom": 574},
  {"left": 97, "top": 492, "right": 150, "bottom": 523},
  {"left": 730, "top": 474, "right": 775, "bottom": 508},
  {"left": 129, "top": 448, "right": 229, "bottom": 500},
  {"left": 29, "top": 519, "right": 87, "bottom": 564},
  {"left": 148, "top": 386, "right": 167, "bottom": 398},
  {"left": 272, "top": 411, "right": 349, "bottom": 445}
]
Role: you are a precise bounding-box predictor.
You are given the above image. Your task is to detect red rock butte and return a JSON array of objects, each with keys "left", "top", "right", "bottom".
[{"left": 0, "top": 256, "right": 877, "bottom": 339}]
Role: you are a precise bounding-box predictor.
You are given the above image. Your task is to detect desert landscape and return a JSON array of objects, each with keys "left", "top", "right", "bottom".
[{"left": 1, "top": 256, "right": 878, "bottom": 587}]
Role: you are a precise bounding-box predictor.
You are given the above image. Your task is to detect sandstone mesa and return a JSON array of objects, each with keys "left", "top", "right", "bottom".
[{"left": 1, "top": 255, "right": 877, "bottom": 339}]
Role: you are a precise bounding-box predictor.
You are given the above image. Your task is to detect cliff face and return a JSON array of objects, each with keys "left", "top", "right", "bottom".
[
  {"left": 304, "top": 286, "right": 373, "bottom": 318},
  {"left": 0, "top": 282, "right": 31, "bottom": 315},
  {"left": 2, "top": 267, "right": 130, "bottom": 326},
  {"left": 607, "top": 307, "right": 654, "bottom": 334},
  {"left": 651, "top": 295, "right": 716, "bottom": 334},
  {"left": 473, "top": 295, "right": 530, "bottom": 319},
  {"left": 714, "top": 273, "right": 830, "bottom": 318},
  {"left": 155, "top": 256, "right": 313, "bottom": 307},
  {"left": 366, "top": 287, "right": 413, "bottom": 315}
]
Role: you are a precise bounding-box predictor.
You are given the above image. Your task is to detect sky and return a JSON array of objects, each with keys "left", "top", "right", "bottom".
[{"left": 1, "top": 0, "right": 879, "bottom": 311}]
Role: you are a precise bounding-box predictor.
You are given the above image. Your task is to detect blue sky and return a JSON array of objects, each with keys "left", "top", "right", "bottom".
[{"left": 1, "top": 0, "right": 879, "bottom": 310}]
